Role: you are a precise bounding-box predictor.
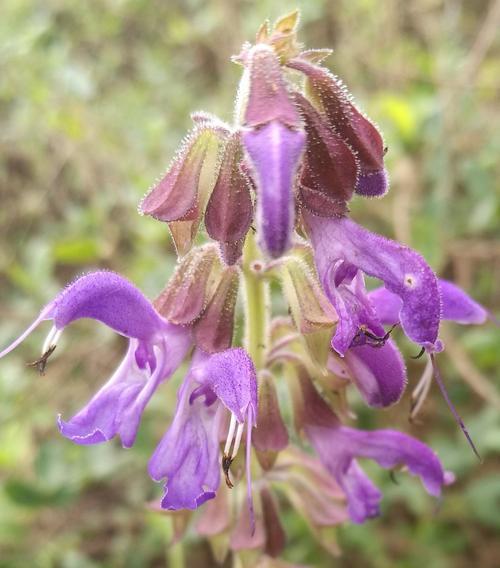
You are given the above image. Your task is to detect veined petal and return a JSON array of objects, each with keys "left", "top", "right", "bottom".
[
  {"left": 342, "top": 339, "right": 407, "bottom": 408},
  {"left": 369, "top": 279, "right": 488, "bottom": 326},
  {"left": 307, "top": 424, "right": 451, "bottom": 524},
  {"left": 149, "top": 349, "right": 257, "bottom": 511},
  {"left": 58, "top": 327, "right": 191, "bottom": 448},
  {"left": 243, "top": 121, "right": 305, "bottom": 258},
  {"left": 292, "top": 368, "right": 450, "bottom": 523},
  {"left": 148, "top": 373, "right": 222, "bottom": 509},
  {"left": 305, "top": 213, "right": 441, "bottom": 350}
]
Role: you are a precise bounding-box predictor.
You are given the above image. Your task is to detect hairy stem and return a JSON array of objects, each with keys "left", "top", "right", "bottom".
[{"left": 242, "top": 231, "right": 270, "bottom": 370}]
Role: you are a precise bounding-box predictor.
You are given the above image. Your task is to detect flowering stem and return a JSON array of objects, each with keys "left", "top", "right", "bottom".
[{"left": 242, "top": 231, "right": 270, "bottom": 370}]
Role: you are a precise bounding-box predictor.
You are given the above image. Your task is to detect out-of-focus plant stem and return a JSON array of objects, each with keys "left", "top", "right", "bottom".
[{"left": 165, "top": 517, "right": 184, "bottom": 568}]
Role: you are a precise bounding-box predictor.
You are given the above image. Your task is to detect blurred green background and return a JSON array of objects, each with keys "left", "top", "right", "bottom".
[{"left": 0, "top": 0, "right": 499, "bottom": 566}]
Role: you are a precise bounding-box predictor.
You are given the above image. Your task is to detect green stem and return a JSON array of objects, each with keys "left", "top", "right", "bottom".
[
  {"left": 165, "top": 517, "right": 184, "bottom": 568},
  {"left": 242, "top": 231, "right": 269, "bottom": 370}
]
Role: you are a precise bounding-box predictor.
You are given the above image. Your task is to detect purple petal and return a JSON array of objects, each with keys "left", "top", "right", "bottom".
[
  {"left": 191, "top": 348, "right": 258, "bottom": 423},
  {"left": 356, "top": 169, "right": 389, "bottom": 197},
  {"left": 243, "top": 121, "right": 305, "bottom": 258},
  {"left": 307, "top": 424, "right": 451, "bottom": 523},
  {"left": 148, "top": 374, "right": 222, "bottom": 509},
  {"left": 369, "top": 279, "right": 488, "bottom": 326},
  {"left": 343, "top": 339, "right": 407, "bottom": 407},
  {"left": 0, "top": 271, "right": 168, "bottom": 362},
  {"left": 59, "top": 328, "right": 191, "bottom": 448},
  {"left": 322, "top": 269, "right": 384, "bottom": 355},
  {"left": 341, "top": 461, "right": 382, "bottom": 523},
  {"left": 305, "top": 213, "right": 440, "bottom": 350},
  {"left": 54, "top": 271, "right": 167, "bottom": 340},
  {"left": 438, "top": 280, "right": 488, "bottom": 324}
]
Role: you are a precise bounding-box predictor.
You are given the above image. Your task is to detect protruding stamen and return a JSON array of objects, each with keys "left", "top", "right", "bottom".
[
  {"left": 222, "top": 414, "right": 245, "bottom": 488},
  {"left": 232, "top": 422, "right": 245, "bottom": 459},
  {"left": 222, "top": 454, "right": 234, "bottom": 488},
  {"left": 27, "top": 344, "right": 56, "bottom": 376},
  {"left": 411, "top": 346, "right": 426, "bottom": 360},
  {"left": 42, "top": 326, "right": 58, "bottom": 355},
  {"left": 224, "top": 414, "right": 237, "bottom": 456},
  {"left": 410, "top": 357, "right": 433, "bottom": 421},
  {"left": 354, "top": 323, "right": 398, "bottom": 348}
]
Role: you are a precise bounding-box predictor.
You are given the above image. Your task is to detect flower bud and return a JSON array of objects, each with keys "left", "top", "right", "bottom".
[
  {"left": 253, "top": 370, "right": 288, "bottom": 470},
  {"left": 141, "top": 121, "right": 226, "bottom": 255},
  {"left": 260, "top": 486, "right": 286, "bottom": 557},
  {"left": 294, "top": 92, "right": 359, "bottom": 216},
  {"left": 205, "top": 132, "right": 253, "bottom": 264},
  {"left": 241, "top": 44, "right": 306, "bottom": 258},
  {"left": 194, "top": 266, "right": 240, "bottom": 353},
  {"left": 288, "top": 57, "right": 388, "bottom": 197},
  {"left": 280, "top": 256, "right": 337, "bottom": 334},
  {"left": 153, "top": 244, "right": 221, "bottom": 325}
]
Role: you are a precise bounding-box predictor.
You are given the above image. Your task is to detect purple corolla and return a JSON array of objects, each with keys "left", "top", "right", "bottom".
[
  {"left": 293, "top": 368, "right": 453, "bottom": 523},
  {"left": 0, "top": 271, "right": 192, "bottom": 448},
  {"left": 148, "top": 348, "right": 258, "bottom": 519},
  {"left": 303, "top": 211, "right": 441, "bottom": 354}
]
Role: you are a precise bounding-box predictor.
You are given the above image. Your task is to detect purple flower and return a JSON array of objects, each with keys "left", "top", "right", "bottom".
[
  {"left": 241, "top": 44, "right": 306, "bottom": 258},
  {"left": 308, "top": 426, "right": 453, "bottom": 523},
  {"left": 340, "top": 339, "right": 407, "bottom": 408},
  {"left": 293, "top": 368, "right": 452, "bottom": 523},
  {"left": 148, "top": 348, "right": 258, "bottom": 518},
  {"left": 303, "top": 211, "right": 441, "bottom": 354},
  {"left": 288, "top": 57, "right": 389, "bottom": 198},
  {"left": 0, "top": 271, "right": 192, "bottom": 448},
  {"left": 369, "top": 279, "right": 488, "bottom": 326}
]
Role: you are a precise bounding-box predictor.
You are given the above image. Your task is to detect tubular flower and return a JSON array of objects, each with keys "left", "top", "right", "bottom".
[
  {"left": 303, "top": 211, "right": 441, "bottom": 354},
  {"left": 0, "top": 271, "right": 192, "bottom": 447},
  {"left": 148, "top": 348, "right": 258, "bottom": 515},
  {"left": 291, "top": 367, "right": 453, "bottom": 524}
]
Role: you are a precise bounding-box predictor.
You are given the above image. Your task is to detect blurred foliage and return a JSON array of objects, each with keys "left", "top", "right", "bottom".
[{"left": 0, "top": 0, "right": 499, "bottom": 566}]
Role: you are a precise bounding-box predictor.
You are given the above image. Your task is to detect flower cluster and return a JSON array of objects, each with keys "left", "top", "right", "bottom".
[{"left": 1, "top": 10, "right": 493, "bottom": 563}]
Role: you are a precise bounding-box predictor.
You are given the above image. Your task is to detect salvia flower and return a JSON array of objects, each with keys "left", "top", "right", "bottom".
[
  {"left": 148, "top": 348, "right": 257, "bottom": 514},
  {"left": 0, "top": 271, "right": 192, "bottom": 447},
  {"left": 291, "top": 365, "right": 453, "bottom": 523}
]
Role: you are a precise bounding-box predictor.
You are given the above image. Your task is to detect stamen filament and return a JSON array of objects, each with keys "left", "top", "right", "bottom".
[{"left": 224, "top": 414, "right": 237, "bottom": 455}]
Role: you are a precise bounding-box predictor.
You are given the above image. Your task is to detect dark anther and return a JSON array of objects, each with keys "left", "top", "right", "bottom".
[
  {"left": 250, "top": 225, "right": 256, "bottom": 233},
  {"left": 383, "top": 146, "right": 389, "bottom": 155},
  {"left": 355, "top": 323, "right": 398, "bottom": 348},
  {"left": 411, "top": 346, "right": 426, "bottom": 360},
  {"left": 389, "top": 470, "right": 399, "bottom": 485},
  {"left": 27, "top": 345, "right": 56, "bottom": 376},
  {"left": 222, "top": 454, "right": 234, "bottom": 489}
]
